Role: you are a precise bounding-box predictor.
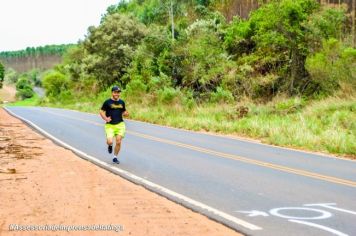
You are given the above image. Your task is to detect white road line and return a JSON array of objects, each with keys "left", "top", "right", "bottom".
[
  {"left": 269, "top": 207, "right": 332, "bottom": 220},
  {"left": 304, "top": 203, "right": 356, "bottom": 215},
  {"left": 289, "top": 220, "right": 348, "bottom": 236},
  {"left": 4, "top": 107, "right": 262, "bottom": 231}
]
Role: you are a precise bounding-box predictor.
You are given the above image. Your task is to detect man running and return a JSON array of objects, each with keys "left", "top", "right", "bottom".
[{"left": 100, "top": 86, "right": 129, "bottom": 164}]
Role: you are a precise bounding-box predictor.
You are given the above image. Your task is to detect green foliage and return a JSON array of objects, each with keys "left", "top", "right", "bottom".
[
  {"left": 248, "top": 0, "right": 319, "bottom": 93},
  {"left": 25, "top": 69, "right": 42, "bottom": 86},
  {"left": 305, "top": 7, "right": 346, "bottom": 52},
  {"left": 306, "top": 38, "right": 356, "bottom": 96},
  {"left": 123, "top": 79, "right": 147, "bottom": 100},
  {"left": 8, "top": 94, "right": 39, "bottom": 106},
  {"left": 4, "top": 68, "right": 19, "bottom": 84},
  {"left": 57, "top": 0, "right": 353, "bottom": 105},
  {"left": 82, "top": 14, "right": 146, "bottom": 88},
  {"left": 15, "top": 77, "right": 34, "bottom": 99},
  {"left": 195, "top": 0, "right": 211, "bottom": 7},
  {"left": 210, "top": 87, "right": 234, "bottom": 103},
  {"left": 157, "top": 87, "right": 180, "bottom": 104},
  {"left": 125, "top": 25, "right": 172, "bottom": 86},
  {"left": 42, "top": 71, "right": 70, "bottom": 98},
  {"left": 0, "top": 44, "right": 74, "bottom": 59},
  {"left": 222, "top": 0, "right": 350, "bottom": 98},
  {"left": 0, "top": 62, "right": 4, "bottom": 88},
  {"left": 224, "top": 17, "right": 254, "bottom": 56},
  {"left": 274, "top": 97, "right": 306, "bottom": 114},
  {"left": 166, "top": 18, "right": 229, "bottom": 99},
  {"left": 57, "top": 90, "right": 74, "bottom": 104},
  {"left": 181, "top": 89, "right": 196, "bottom": 109},
  {"left": 139, "top": 0, "right": 168, "bottom": 25},
  {"left": 147, "top": 73, "right": 172, "bottom": 92}
]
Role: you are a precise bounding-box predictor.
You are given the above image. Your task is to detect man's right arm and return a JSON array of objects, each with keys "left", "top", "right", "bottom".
[{"left": 100, "top": 110, "right": 112, "bottom": 123}]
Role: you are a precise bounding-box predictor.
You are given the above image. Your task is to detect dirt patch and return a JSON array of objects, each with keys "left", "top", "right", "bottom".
[
  {"left": 0, "top": 108, "right": 242, "bottom": 236},
  {"left": 0, "top": 85, "right": 16, "bottom": 103}
]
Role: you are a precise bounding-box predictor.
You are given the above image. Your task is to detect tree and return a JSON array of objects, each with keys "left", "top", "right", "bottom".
[
  {"left": 173, "top": 18, "right": 229, "bottom": 97},
  {"left": 81, "top": 14, "right": 146, "bottom": 88},
  {"left": 248, "top": 0, "right": 319, "bottom": 94},
  {"left": 224, "top": 0, "right": 323, "bottom": 95},
  {"left": 0, "top": 62, "right": 4, "bottom": 88}
]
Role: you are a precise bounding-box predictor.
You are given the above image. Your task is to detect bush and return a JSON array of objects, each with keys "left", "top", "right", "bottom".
[
  {"left": 157, "top": 87, "right": 180, "bottom": 104},
  {"left": 147, "top": 73, "right": 171, "bottom": 92},
  {"left": 306, "top": 39, "right": 356, "bottom": 96},
  {"left": 210, "top": 87, "right": 234, "bottom": 103},
  {"left": 176, "top": 89, "right": 196, "bottom": 109},
  {"left": 123, "top": 79, "right": 147, "bottom": 102},
  {"left": 58, "top": 90, "right": 74, "bottom": 104},
  {"left": 17, "top": 87, "right": 34, "bottom": 99},
  {"left": 16, "top": 77, "right": 34, "bottom": 99},
  {"left": 42, "top": 71, "right": 70, "bottom": 97}
]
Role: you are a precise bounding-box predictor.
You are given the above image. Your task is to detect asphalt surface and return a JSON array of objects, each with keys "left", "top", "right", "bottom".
[
  {"left": 33, "top": 87, "right": 45, "bottom": 98},
  {"left": 4, "top": 106, "right": 356, "bottom": 236}
]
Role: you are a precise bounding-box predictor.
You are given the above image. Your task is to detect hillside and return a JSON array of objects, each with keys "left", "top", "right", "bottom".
[{"left": 0, "top": 44, "right": 74, "bottom": 72}]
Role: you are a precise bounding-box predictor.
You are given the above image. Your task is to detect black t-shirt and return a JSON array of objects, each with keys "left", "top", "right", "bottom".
[{"left": 101, "top": 99, "right": 126, "bottom": 124}]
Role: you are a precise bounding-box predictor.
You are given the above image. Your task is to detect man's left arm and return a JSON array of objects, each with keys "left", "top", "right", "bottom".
[{"left": 123, "top": 101, "right": 129, "bottom": 117}]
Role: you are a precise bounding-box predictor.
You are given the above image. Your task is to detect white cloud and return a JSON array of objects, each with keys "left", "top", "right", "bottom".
[{"left": 0, "top": 0, "right": 118, "bottom": 51}]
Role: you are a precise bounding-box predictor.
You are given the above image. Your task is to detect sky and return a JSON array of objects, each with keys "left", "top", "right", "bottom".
[{"left": 0, "top": 0, "right": 119, "bottom": 52}]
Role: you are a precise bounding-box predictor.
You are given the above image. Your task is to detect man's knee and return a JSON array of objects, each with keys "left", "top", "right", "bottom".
[
  {"left": 107, "top": 138, "right": 113, "bottom": 145},
  {"left": 116, "top": 136, "right": 122, "bottom": 144}
]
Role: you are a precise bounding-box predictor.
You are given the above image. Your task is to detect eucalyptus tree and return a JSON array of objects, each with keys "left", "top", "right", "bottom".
[{"left": 81, "top": 13, "right": 147, "bottom": 88}]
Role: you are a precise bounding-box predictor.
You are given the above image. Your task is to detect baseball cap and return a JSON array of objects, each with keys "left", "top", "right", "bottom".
[{"left": 111, "top": 86, "right": 121, "bottom": 92}]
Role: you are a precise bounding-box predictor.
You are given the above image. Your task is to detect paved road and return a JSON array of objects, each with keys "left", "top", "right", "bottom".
[
  {"left": 33, "top": 87, "right": 45, "bottom": 97},
  {"left": 5, "top": 106, "right": 356, "bottom": 236}
]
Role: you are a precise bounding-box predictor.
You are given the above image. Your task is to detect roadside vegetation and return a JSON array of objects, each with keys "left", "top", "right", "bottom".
[
  {"left": 4, "top": 0, "right": 355, "bottom": 157},
  {"left": 0, "top": 62, "right": 4, "bottom": 88}
]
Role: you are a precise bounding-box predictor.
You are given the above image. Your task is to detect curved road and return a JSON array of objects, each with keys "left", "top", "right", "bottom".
[{"left": 4, "top": 106, "right": 356, "bottom": 236}]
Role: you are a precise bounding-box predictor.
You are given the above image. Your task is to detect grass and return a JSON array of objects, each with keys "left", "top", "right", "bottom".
[
  {"left": 7, "top": 91, "right": 356, "bottom": 158},
  {"left": 6, "top": 94, "right": 40, "bottom": 106},
  {"left": 126, "top": 96, "right": 356, "bottom": 157}
]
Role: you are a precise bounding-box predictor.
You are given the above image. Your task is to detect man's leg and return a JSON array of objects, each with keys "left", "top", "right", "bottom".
[
  {"left": 107, "top": 137, "right": 113, "bottom": 153},
  {"left": 105, "top": 124, "right": 114, "bottom": 154},
  {"left": 112, "top": 122, "right": 125, "bottom": 164},
  {"left": 114, "top": 135, "right": 122, "bottom": 156},
  {"left": 107, "top": 138, "right": 113, "bottom": 146},
  {"left": 114, "top": 122, "right": 126, "bottom": 157}
]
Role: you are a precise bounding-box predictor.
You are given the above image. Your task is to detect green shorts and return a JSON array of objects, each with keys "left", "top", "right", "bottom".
[{"left": 105, "top": 122, "right": 126, "bottom": 138}]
